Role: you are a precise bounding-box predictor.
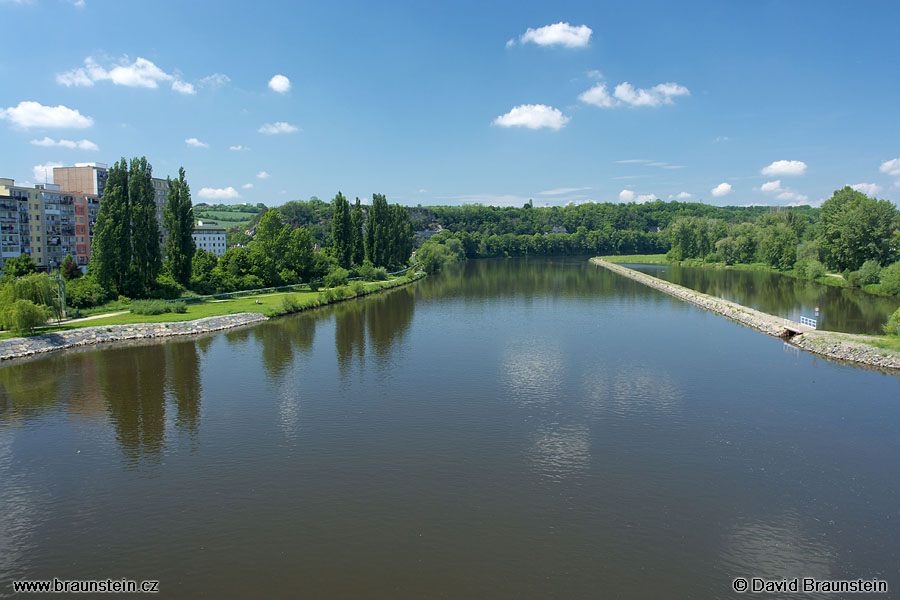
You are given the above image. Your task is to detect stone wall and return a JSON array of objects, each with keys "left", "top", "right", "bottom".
[{"left": 0, "top": 313, "right": 267, "bottom": 361}]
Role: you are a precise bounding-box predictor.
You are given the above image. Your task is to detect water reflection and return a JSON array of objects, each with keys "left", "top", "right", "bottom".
[
  {"left": 581, "top": 367, "right": 682, "bottom": 418},
  {"left": 252, "top": 316, "right": 318, "bottom": 379},
  {"left": 166, "top": 342, "right": 202, "bottom": 437},
  {"left": 629, "top": 264, "right": 899, "bottom": 334},
  {"left": 501, "top": 339, "right": 564, "bottom": 405},
  {"left": 334, "top": 300, "right": 367, "bottom": 376},
  {"left": 529, "top": 424, "right": 591, "bottom": 481}
]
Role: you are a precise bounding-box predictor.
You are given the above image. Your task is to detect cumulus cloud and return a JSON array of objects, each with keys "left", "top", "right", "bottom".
[
  {"left": 880, "top": 158, "right": 900, "bottom": 182},
  {"left": 669, "top": 192, "right": 692, "bottom": 199},
  {"left": 57, "top": 56, "right": 195, "bottom": 94},
  {"left": 30, "top": 136, "right": 98, "bottom": 150},
  {"left": 635, "top": 194, "right": 656, "bottom": 203},
  {"left": 493, "top": 104, "right": 570, "bottom": 130},
  {"left": 619, "top": 189, "right": 635, "bottom": 202},
  {"left": 760, "top": 180, "right": 782, "bottom": 192},
  {"left": 761, "top": 160, "right": 807, "bottom": 176},
  {"left": 199, "top": 73, "right": 230, "bottom": 88},
  {"left": 711, "top": 182, "right": 732, "bottom": 197},
  {"left": 256, "top": 171, "right": 270, "bottom": 179},
  {"left": 0, "top": 101, "right": 93, "bottom": 129},
  {"left": 258, "top": 121, "right": 298, "bottom": 134},
  {"left": 518, "top": 22, "right": 592, "bottom": 48},
  {"left": 579, "top": 81, "right": 690, "bottom": 108},
  {"left": 268, "top": 74, "right": 291, "bottom": 93},
  {"left": 851, "top": 182, "right": 881, "bottom": 196},
  {"left": 242, "top": 183, "right": 254, "bottom": 189},
  {"left": 32, "top": 162, "right": 64, "bottom": 183},
  {"left": 228, "top": 145, "right": 248, "bottom": 151},
  {"left": 185, "top": 137, "right": 208, "bottom": 148},
  {"left": 777, "top": 191, "right": 808, "bottom": 202},
  {"left": 197, "top": 186, "right": 239, "bottom": 200}
]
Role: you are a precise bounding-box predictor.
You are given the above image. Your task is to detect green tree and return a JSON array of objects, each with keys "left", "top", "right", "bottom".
[
  {"left": 820, "top": 186, "right": 898, "bottom": 271},
  {"left": 90, "top": 158, "right": 131, "bottom": 293},
  {"left": 366, "top": 193, "right": 390, "bottom": 267},
  {"left": 331, "top": 192, "right": 353, "bottom": 268},
  {"left": 2, "top": 254, "right": 37, "bottom": 277},
  {"left": 61, "top": 254, "right": 81, "bottom": 280},
  {"left": 350, "top": 197, "right": 364, "bottom": 266},
  {"left": 163, "top": 167, "right": 196, "bottom": 286},
  {"left": 129, "top": 157, "right": 161, "bottom": 294}
]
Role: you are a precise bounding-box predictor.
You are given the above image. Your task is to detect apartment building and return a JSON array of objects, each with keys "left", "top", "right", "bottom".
[
  {"left": 192, "top": 223, "right": 227, "bottom": 257},
  {"left": 0, "top": 188, "right": 30, "bottom": 270},
  {"left": 0, "top": 179, "right": 78, "bottom": 270}
]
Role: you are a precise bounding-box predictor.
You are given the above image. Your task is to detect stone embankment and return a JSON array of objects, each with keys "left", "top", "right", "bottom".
[
  {"left": 591, "top": 258, "right": 900, "bottom": 372},
  {"left": 0, "top": 313, "right": 267, "bottom": 361}
]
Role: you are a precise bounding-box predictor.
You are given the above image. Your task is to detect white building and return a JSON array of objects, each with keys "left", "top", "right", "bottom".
[{"left": 192, "top": 223, "right": 227, "bottom": 257}]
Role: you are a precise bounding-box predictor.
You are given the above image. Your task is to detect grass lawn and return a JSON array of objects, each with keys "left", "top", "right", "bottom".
[{"left": 0, "top": 275, "right": 421, "bottom": 341}]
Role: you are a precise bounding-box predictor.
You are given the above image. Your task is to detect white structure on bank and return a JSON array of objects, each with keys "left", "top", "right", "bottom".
[{"left": 192, "top": 222, "right": 227, "bottom": 257}]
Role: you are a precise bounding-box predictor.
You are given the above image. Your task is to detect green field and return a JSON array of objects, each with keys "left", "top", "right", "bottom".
[
  {"left": 597, "top": 254, "right": 670, "bottom": 264},
  {"left": 195, "top": 209, "right": 257, "bottom": 227}
]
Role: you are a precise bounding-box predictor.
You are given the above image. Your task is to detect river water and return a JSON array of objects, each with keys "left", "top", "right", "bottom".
[
  {"left": 625, "top": 262, "right": 899, "bottom": 334},
  {"left": 1, "top": 257, "right": 898, "bottom": 598}
]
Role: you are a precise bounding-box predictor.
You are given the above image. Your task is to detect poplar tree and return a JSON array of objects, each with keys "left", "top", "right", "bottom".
[
  {"left": 90, "top": 158, "right": 131, "bottom": 292},
  {"left": 365, "top": 193, "right": 389, "bottom": 267},
  {"left": 331, "top": 191, "right": 353, "bottom": 268},
  {"left": 350, "top": 197, "right": 364, "bottom": 266},
  {"left": 163, "top": 167, "right": 196, "bottom": 286},
  {"left": 129, "top": 157, "right": 161, "bottom": 293}
]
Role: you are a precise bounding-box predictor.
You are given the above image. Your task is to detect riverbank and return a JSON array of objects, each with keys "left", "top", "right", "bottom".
[
  {"left": 0, "top": 272, "right": 425, "bottom": 361},
  {"left": 591, "top": 258, "right": 900, "bottom": 372}
]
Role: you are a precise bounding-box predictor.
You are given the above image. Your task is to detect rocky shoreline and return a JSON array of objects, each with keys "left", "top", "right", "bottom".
[
  {"left": 0, "top": 313, "right": 267, "bottom": 362},
  {"left": 591, "top": 258, "right": 900, "bottom": 372}
]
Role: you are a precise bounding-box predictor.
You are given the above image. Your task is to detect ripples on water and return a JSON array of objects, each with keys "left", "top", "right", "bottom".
[{"left": 1, "top": 257, "right": 898, "bottom": 598}]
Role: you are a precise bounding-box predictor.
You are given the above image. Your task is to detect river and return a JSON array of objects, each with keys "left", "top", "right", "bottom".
[{"left": 1, "top": 257, "right": 898, "bottom": 598}]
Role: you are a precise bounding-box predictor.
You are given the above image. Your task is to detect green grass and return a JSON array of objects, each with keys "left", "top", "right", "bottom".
[
  {"left": 195, "top": 210, "right": 255, "bottom": 227},
  {"left": 863, "top": 336, "right": 900, "bottom": 352},
  {"left": 597, "top": 254, "right": 669, "bottom": 264},
  {"left": 0, "top": 274, "right": 424, "bottom": 341}
]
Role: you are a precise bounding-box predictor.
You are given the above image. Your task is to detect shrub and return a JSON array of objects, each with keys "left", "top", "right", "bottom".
[
  {"left": 1, "top": 299, "right": 48, "bottom": 334},
  {"left": 308, "top": 279, "right": 321, "bottom": 292},
  {"left": 884, "top": 306, "right": 900, "bottom": 335},
  {"left": 66, "top": 275, "right": 109, "bottom": 309},
  {"left": 372, "top": 267, "right": 388, "bottom": 280},
  {"left": 879, "top": 262, "right": 900, "bottom": 295},
  {"left": 324, "top": 267, "right": 349, "bottom": 288},
  {"left": 333, "top": 287, "right": 346, "bottom": 300},
  {"left": 130, "top": 299, "right": 172, "bottom": 315},
  {"left": 350, "top": 281, "right": 365, "bottom": 296},
  {"left": 794, "top": 258, "right": 825, "bottom": 280},
  {"left": 170, "top": 301, "right": 187, "bottom": 314},
  {"left": 846, "top": 271, "right": 861, "bottom": 288},
  {"left": 149, "top": 272, "right": 186, "bottom": 300},
  {"left": 858, "top": 260, "right": 882, "bottom": 285},
  {"left": 321, "top": 288, "right": 335, "bottom": 303},
  {"left": 281, "top": 295, "right": 301, "bottom": 313}
]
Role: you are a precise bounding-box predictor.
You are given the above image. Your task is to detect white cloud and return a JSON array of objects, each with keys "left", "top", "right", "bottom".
[
  {"left": 578, "top": 83, "right": 615, "bottom": 108},
  {"left": 760, "top": 180, "right": 782, "bottom": 192},
  {"left": 505, "top": 38, "right": 516, "bottom": 48},
  {"left": 258, "top": 121, "right": 299, "bottom": 134},
  {"left": 669, "top": 192, "right": 692, "bottom": 200},
  {"left": 268, "top": 74, "right": 291, "bottom": 93},
  {"left": 761, "top": 160, "right": 807, "bottom": 176},
  {"left": 635, "top": 194, "right": 656, "bottom": 203},
  {"left": 879, "top": 158, "right": 900, "bottom": 177},
  {"left": 199, "top": 73, "right": 230, "bottom": 88},
  {"left": 851, "top": 182, "right": 881, "bottom": 196},
  {"left": 618, "top": 189, "right": 636, "bottom": 202},
  {"left": 197, "top": 186, "right": 239, "bottom": 200},
  {"left": 777, "top": 191, "right": 808, "bottom": 202},
  {"left": 241, "top": 183, "right": 254, "bottom": 189},
  {"left": 538, "top": 186, "right": 591, "bottom": 196},
  {"left": 228, "top": 145, "right": 248, "bottom": 151},
  {"left": 0, "top": 101, "right": 93, "bottom": 129},
  {"left": 519, "top": 22, "right": 592, "bottom": 48},
  {"left": 714, "top": 136, "right": 729, "bottom": 143},
  {"left": 587, "top": 70, "right": 604, "bottom": 79},
  {"left": 580, "top": 81, "right": 690, "bottom": 108},
  {"left": 57, "top": 56, "right": 195, "bottom": 94},
  {"left": 448, "top": 193, "right": 531, "bottom": 207},
  {"left": 32, "top": 162, "right": 63, "bottom": 183},
  {"left": 492, "top": 104, "right": 570, "bottom": 130},
  {"left": 256, "top": 171, "right": 270, "bottom": 179},
  {"left": 29, "top": 136, "right": 98, "bottom": 150},
  {"left": 711, "top": 182, "right": 732, "bottom": 197},
  {"left": 185, "top": 137, "right": 208, "bottom": 148}
]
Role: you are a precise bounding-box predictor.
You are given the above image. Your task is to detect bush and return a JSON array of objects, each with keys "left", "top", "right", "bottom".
[
  {"left": 333, "top": 287, "right": 346, "bottom": 300},
  {"left": 170, "top": 301, "right": 187, "bottom": 314},
  {"left": 149, "top": 272, "right": 186, "bottom": 300},
  {"left": 858, "top": 260, "right": 882, "bottom": 285},
  {"left": 884, "top": 306, "right": 900, "bottom": 335},
  {"left": 324, "top": 267, "right": 349, "bottom": 288},
  {"left": 1, "top": 299, "right": 48, "bottom": 334},
  {"left": 308, "top": 279, "right": 321, "bottom": 292},
  {"left": 350, "top": 281, "right": 365, "bottom": 296},
  {"left": 2, "top": 254, "right": 37, "bottom": 278},
  {"left": 846, "top": 271, "right": 861, "bottom": 288},
  {"left": 130, "top": 299, "right": 172, "bottom": 315},
  {"left": 66, "top": 275, "right": 109, "bottom": 309},
  {"left": 372, "top": 267, "right": 388, "bottom": 280},
  {"left": 795, "top": 258, "right": 825, "bottom": 280},
  {"left": 281, "top": 295, "right": 301, "bottom": 313},
  {"left": 879, "top": 262, "right": 900, "bottom": 295},
  {"left": 321, "top": 288, "right": 335, "bottom": 303}
]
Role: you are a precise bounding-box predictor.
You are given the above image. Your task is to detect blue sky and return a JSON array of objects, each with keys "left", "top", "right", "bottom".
[{"left": 2, "top": 0, "right": 899, "bottom": 207}]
